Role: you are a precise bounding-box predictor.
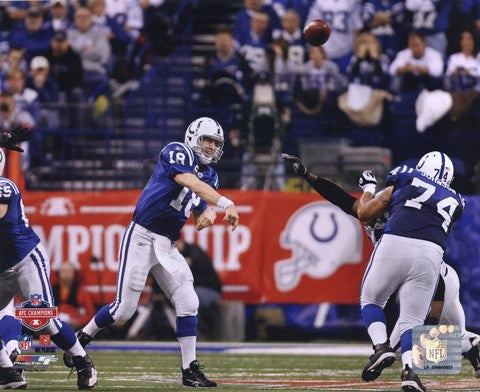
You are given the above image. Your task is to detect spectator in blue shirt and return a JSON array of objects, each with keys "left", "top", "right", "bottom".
[
  {"left": 362, "top": 0, "right": 405, "bottom": 60},
  {"left": 89, "top": 0, "right": 132, "bottom": 57},
  {"left": 26, "top": 55, "right": 60, "bottom": 127},
  {"left": 0, "top": 42, "right": 10, "bottom": 90},
  {"left": 202, "top": 27, "right": 253, "bottom": 104},
  {"left": 46, "top": 0, "right": 73, "bottom": 33},
  {"left": 239, "top": 11, "right": 272, "bottom": 77},
  {"left": 9, "top": 7, "right": 53, "bottom": 61},
  {"left": 347, "top": 31, "right": 390, "bottom": 90},
  {"left": 6, "top": 67, "right": 40, "bottom": 123},
  {"left": 26, "top": 55, "right": 59, "bottom": 104},
  {"left": 405, "top": 0, "right": 452, "bottom": 56},
  {"left": 234, "top": 0, "right": 280, "bottom": 46},
  {"left": 272, "top": 9, "right": 305, "bottom": 73}
]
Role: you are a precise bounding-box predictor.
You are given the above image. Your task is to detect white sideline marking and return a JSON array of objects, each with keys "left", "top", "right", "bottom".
[
  {"left": 89, "top": 340, "right": 373, "bottom": 356},
  {"left": 80, "top": 206, "right": 136, "bottom": 214}
]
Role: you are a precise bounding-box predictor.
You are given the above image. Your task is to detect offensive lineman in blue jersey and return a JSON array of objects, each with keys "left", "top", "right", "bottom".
[
  {"left": 356, "top": 152, "right": 464, "bottom": 392},
  {"left": 67, "top": 117, "right": 239, "bottom": 388},
  {"left": 283, "top": 153, "right": 480, "bottom": 382},
  {"left": 0, "top": 130, "right": 97, "bottom": 390}
]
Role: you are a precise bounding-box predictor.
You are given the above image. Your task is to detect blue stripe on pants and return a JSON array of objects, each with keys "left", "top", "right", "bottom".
[
  {"left": 35, "top": 247, "right": 54, "bottom": 305},
  {"left": 30, "top": 253, "right": 49, "bottom": 305},
  {"left": 111, "top": 223, "right": 135, "bottom": 316}
]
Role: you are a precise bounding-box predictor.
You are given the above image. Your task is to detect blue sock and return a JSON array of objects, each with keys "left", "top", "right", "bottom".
[
  {"left": 401, "top": 329, "right": 413, "bottom": 353},
  {"left": 361, "top": 304, "right": 386, "bottom": 328},
  {"left": 50, "top": 320, "right": 77, "bottom": 351},
  {"left": 94, "top": 305, "right": 115, "bottom": 328},
  {"left": 0, "top": 316, "right": 21, "bottom": 345},
  {"left": 175, "top": 316, "right": 198, "bottom": 338}
]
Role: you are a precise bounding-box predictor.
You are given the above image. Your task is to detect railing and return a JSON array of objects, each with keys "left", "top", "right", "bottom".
[{"left": 23, "top": 69, "right": 480, "bottom": 192}]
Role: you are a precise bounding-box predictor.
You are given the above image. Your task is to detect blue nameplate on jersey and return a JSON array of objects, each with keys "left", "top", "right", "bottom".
[{"left": 412, "top": 325, "right": 461, "bottom": 374}]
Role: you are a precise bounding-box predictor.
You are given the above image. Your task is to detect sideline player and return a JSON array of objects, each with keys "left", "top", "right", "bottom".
[
  {"left": 0, "top": 130, "right": 97, "bottom": 390},
  {"left": 282, "top": 153, "right": 480, "bottom": 380},
  {"left": 66, "top": 117, "right": 239, "bottom": 388}
]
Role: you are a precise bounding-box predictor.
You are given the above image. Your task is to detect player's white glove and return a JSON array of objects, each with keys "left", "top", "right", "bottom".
[
  {"left": 358, "top": 170, "right": 377, "bottom": 194},
  {"left": 281, "top": 153, "right": 308, "bottom": 176}
]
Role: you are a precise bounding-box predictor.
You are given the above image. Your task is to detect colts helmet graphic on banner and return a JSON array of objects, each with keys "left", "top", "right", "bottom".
[{"left": 275, "top": 202, "right": 363, "bottom": 292}]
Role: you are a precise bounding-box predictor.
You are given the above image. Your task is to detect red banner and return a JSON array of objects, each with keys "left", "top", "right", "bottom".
[{"left": 24, "top": 190, "right": 373, "bottom": 305}]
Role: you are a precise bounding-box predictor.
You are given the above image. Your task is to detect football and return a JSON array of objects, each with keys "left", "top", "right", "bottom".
[{"left": 303, "top": 19, "right": 331, "bottom": 46}]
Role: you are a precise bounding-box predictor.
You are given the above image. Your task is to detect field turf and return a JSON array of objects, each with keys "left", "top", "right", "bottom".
[{"left": 21, "top": 344, "right": 478, "bottom": 391}]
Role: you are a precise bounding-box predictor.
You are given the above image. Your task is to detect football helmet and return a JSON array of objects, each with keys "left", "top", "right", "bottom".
[
  {"left": 184, "top": 117, "right": 224, "bottom": 164},
  {"left": 416, "top": 151, "right": 454, "bottom": 185},
  {"left": 274, "top": 202, "right": 363, "bottom": 291},
  {"left": 0, "top": 148, "right": 5, "bottom": 176}
]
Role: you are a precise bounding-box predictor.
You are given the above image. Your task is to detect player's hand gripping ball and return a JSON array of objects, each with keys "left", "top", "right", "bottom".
[{"left": 303, "top": 19, "right": 331, "bottom": 46}]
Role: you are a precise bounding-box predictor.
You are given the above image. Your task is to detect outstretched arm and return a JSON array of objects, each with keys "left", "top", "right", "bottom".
[
  {"left": 282, "top": 153, "right": 358, "bottom": 217},
  {"left": 175, "top": 172, "right": 239, "bottom": 230}
]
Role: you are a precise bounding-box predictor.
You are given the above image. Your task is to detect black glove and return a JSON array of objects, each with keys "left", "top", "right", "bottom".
[
  {"left": 0, "top": 127, "right": 31, "bottom": 152},
  {"left": 358, "top": 170, "right": 377, "bottom": 194},
  {"left": 281, "top": 153, "right": 308, "bottom": 176}
]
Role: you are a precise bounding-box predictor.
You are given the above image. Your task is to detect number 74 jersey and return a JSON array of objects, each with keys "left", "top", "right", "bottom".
[
  {"left": 383, "top": 165, "right": 465, "bottom": 250},
  {"left": 132, "top": 142, "right": 219, "bottom": 242},
  {"left": 0, "top": 176, "right": 40, "bottom": 273}
]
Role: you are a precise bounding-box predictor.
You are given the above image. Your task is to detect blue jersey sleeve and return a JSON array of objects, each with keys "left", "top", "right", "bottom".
[
  {"left": 194, "top": 171, "right": 219, "bottom": 213},
  {"left": 160, "top": 143, "right": 197, "bottom": 178},
  {"left": 0, "top": 181, "right": 15, "bottom": 204},
  {"left": 385, "top": 165, "right": 411, "bottom": 187}
]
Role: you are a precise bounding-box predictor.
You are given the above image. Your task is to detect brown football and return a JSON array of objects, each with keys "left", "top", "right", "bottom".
[{"left": 303, "top": 19, "right": 331, "bottom": 46}]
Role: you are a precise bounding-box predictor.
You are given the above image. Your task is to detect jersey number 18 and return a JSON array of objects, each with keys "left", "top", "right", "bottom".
[{"left": 170, "top": 187, "right": 201, "bottom": 218}]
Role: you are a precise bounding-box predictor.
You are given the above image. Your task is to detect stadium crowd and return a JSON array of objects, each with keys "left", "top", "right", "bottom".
[
  {"left": 197, "top": 0, "right": 480, "bottom": 192},
  {"left": 1, "top": 0, "right": 480, "bottom": 191},
  {"left": 0, "top": 0, "right": 190, "bottom": 128}
]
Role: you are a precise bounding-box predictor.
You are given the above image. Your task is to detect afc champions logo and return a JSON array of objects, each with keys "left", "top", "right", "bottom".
[
  {"left": 274, "top": 202, "right": 363, "bottom": 292},
  {"left": 15, "top": 294, "right": 58, "bottom": 331}
]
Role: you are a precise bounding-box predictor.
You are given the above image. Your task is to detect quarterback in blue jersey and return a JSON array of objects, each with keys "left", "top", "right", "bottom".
[
  {"left": 69, "top": 117, "right": 239, "bottom": 388},
  {"left": 0, "top": 139, "right": 97, "bottom": 389},
  {"left": 357, "top": 151, "right": 464, "bottom": 392}
]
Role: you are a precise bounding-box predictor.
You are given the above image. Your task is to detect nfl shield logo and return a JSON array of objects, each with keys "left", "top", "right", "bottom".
[
  {"left": 18, "top": 335, "right": 32, "bottom": 351},
  {"left": 30, "top": 294, "right": 42, "bottom": 307},
  {"left": 426, "top": 338, "right": 447, "bottom": 364}
]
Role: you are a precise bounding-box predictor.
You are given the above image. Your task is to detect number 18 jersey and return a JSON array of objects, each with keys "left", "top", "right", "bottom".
[
  {"left": 383, "top": 165, "right": 465, "bottom": 249},
  {"left": 132, "top": 143, "right": 219, "bottom": 241},
  {"left": 0, "top": 177, "right": 40, "bottom": 273}
]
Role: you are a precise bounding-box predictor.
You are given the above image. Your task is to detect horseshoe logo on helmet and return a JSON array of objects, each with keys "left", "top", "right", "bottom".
[{"left": 310, "top": 212, "right": 338, "bottom": 242}]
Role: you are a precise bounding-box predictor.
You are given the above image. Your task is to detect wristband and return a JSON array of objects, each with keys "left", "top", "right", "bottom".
[
  {"left": 363, "top": 184, "right": 376, "bottom": 195},
  {"left": 217, "top": 196, "right": 234, "bottom": 210}
]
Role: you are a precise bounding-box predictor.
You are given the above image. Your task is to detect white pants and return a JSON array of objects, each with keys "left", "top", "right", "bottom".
[
  {"left": 390, "top": 263, "right": 479, "bottom": 350},
  {"left": 0, "top": 300, "right": 14, "bottom": 319},
  {"left": 0, "top": 244, "right": 61, "bottom": 335},
  {"left": 108, "top": 223, "right": 198, "bottom": 323},
  {"left": 361, "top": 234, "right": 443, "bottom": 338}
]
